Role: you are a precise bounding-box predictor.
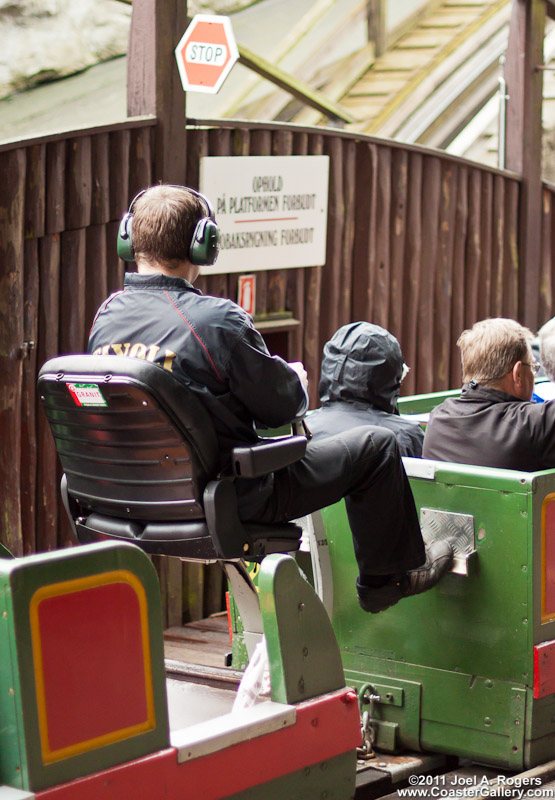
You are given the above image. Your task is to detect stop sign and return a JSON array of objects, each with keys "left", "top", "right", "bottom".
[{"left": 175, "top": 15, "right": 239, "bottom": 94}]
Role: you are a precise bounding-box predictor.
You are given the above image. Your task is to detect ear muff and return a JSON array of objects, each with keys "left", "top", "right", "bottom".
[
  {"left": 116, "top": 190, "right": 145, "bottom": 262},
  {"left": 115, "top": 186, "right": 220, "bottom": 266},
  {"left": 189, "top": 214, "right": 220, "bottom": 266}
]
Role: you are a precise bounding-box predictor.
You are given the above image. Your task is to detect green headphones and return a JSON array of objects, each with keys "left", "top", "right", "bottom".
[{"left": 116, "top": 186, "right": 221, "bottom": 266}]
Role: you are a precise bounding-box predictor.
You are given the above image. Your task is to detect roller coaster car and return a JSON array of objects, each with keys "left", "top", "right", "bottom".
[
  {"left": 16, "top": 355, "right": 360, "bottom": 800},
  {"left": 280, "top": 387, "right": 555, "bottom": 773}
]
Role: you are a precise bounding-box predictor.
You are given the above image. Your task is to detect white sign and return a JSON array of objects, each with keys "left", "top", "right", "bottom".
[{"left": 199, "top": 155, "right": 330, "bottom": 275}]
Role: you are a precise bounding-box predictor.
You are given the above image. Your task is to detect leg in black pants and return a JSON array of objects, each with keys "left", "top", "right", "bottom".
[{"left": 250, "top": 425, "right": 425, "bottom": 578}]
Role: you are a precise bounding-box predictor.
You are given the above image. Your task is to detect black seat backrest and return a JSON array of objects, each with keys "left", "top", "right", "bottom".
[{"left": 38, "top": 355, "right": 220, "bottom": 522}]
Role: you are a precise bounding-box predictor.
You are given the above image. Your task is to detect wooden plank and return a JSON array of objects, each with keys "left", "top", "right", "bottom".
[
  {"left": 109, "top": 128, "right": 131, "bottom": 220},
  {"left": 372, "top": 145, "right": 392, "bottom": 330},
  {"left": 21, "top": 239, "right": 39, "bottom": 555},
  {"left": 491, "top": 173, "right": 506, "bottom": 318},
  {"left": 400, "top": 151, "right": 423, "bottom": 397},
  {"left": 204, "top": 563, "right": 225, "bottom": 618},
  {"left": 319, "top": 136, "right": 343, "bottom": 348},
  {"left": 464, "top": 168, "right": 482, "bottom": 329},
  {"left": 416, "top": 155, "right": 441, "bottom": 393},
  {"left": 129, "top": 125, "right": 153, "bottom": 197},
  {"left": 59, "top": 229, "right": 87, "bottom": 354},
  {"left": 502, "top": 178, "right": 519, "bottom": 320},
  {"left": 0, "top": 148, "right": 25, "bottom": 556},
  {"left": 449, "top": 164, "right": 469, "bottom": 388},
  {"left": 250, "top": 129, "right": 272, "bottom": 321},
  {"left": 66, "top": 136, "right": 92, "bottom": 230},
  {"left": 24, "top": 144, "right": 45, "bottom": 239},
  {"left": 373, "top": 49, "right": 433, "bottom": 70},
  {"left": 203, "top": 128, "right": 230, "bottom": 302},
  {"left": 539, "top": 186, "right": 553, "bottom": 324},
  {"left": 106, "top": 220, "right": 125, "bottom": 295},
  {"left": 505, "top": 0, "right": 545, "bottom": 328},
  {"left": 477, "top": 170, "right": 493, "bottom": 320},
  {"left": 183, "top": 562, "right": 206, "bottom": 623},
  {"left": 58, "top": 229, "right": 86, "bottom": 549},
  {"left": 287, "top": 132, "right": 309, "bottom": 364},
  {"left": 85, "top": 225, "right": 108, "bottom": 333},
  {"left": 45, "top": 140, "right": 66, "bottom": 234},
  {"left": 167, "top": 556, "right": 184, "bottom": 629},
  {"left": 340, "top": 139, "right": 356, "bottom": 326},
  {"left": 434, "top": 161, "right": 457, "bottom": 390},
  {"left": 36, "top": 234, "right": 60, "bottom": 553},
  {"left": 352, "top": 142, "right": 375, "bottom": 323},
  {"left": 267, "top": 129, "right": 293, "bottom": 322},
  {"left": 91, "top": 133, "right": 111, "bottom": 225},
  {"left": 389, "top": 147, "right": 408, "bottom": 343},
  {"left": 127, "top": 0, "right": 187, "bottom": 183},
  {"left": 187, "top": 128, "right": 210, "bottom": 295},
  {"left": 303, "top": 133, "right": 324, "bottom": 408}
]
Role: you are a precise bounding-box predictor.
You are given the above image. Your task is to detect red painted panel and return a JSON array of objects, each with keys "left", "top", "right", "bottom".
[
  {"left": 37, "top": 689, "right": 361, "bottom": 800},
  {"left": 534, "top": 639, "right": 555, "bottom": 698},
  {"left": 38, "top": 582, "right": 148, "bottom": 750},
  {"left": 544, "top": 499, "right": 555, "bottom": 617}
]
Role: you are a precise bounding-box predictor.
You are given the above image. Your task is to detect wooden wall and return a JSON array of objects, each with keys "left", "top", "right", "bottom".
[{"left": 1, "top": 115, "right": 552, "bottom": 623}]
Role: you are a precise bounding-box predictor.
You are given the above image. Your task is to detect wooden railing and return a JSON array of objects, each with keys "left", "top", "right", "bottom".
[{"left": 1, "top": 115, "right": 552, "bottom": 622}]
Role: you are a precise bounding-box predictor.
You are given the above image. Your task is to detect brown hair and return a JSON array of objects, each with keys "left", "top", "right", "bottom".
[
  {"left": 132, "top": 185, "right": 205, "bottom": 268},
  {"left": 457, "top": 318, "right": 534, "bottom": 386}
]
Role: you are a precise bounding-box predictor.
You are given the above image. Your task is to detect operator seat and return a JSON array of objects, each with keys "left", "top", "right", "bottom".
[{"left": 37, "top": 355, "right": 307, "bottom": 561}]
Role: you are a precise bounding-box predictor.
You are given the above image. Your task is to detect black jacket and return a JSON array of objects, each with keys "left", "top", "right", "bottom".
[
  {"left": 423, "top": 383, "right": 555, "bottom": 471},
  {"left": 308, "top": 322, "right": 423, "bottom": 457},
  {"left": 88, "top": 272, "right": 308, "bottom": 480}
]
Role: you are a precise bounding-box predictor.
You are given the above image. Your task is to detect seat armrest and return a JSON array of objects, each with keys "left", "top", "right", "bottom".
[{"left": 231, "top": 435, "right": 307, "bottom": 478}]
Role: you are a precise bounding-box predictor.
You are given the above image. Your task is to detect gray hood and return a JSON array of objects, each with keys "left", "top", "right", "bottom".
[{"left": 318, "top": 322, "right": 404, "bottom": 414}]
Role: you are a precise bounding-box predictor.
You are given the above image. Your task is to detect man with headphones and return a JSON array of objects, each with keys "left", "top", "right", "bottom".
[{"left": 88, "top": 184, "right": 452, "bottom": 614}]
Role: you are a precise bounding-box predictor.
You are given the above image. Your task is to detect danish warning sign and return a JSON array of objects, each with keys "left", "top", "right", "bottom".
[{"left": 199, "top": 155, "right": 330, "bottom": 274}]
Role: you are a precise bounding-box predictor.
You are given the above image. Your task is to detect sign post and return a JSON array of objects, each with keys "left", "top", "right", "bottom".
[{"left": 175, "top": 15, "right": 239, "bottom": 94}]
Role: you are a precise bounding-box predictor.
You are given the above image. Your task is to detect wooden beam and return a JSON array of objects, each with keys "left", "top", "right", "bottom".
[
  {"left": 238, "top": 45, "right": 356, "bottom": 124},
  {"left": 127, "top": 0, "right": 188, "bottom": 184},
  {"left": 504, "top": 0, "right": 546, "bottom": 329}
]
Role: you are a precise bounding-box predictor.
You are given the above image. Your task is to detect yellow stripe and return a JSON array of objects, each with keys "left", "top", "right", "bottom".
[{"left": 29, "top": 569, "right": 156, "bottom": 764}]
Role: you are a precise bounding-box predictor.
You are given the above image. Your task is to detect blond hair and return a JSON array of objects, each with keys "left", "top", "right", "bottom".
[
  {"left": 458, "top": 318, "right": 533, "bottom": 386},
  {"left": 539, "top": 317, "right": 555, "bottom": 382},
  {"left": 132, "top": 185, "right": 205, "bottom": 268}
]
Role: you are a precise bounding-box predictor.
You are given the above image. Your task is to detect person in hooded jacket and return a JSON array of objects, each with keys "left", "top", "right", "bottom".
[{"left": 308, "top": 322, "right": 423, "bottom": 457}]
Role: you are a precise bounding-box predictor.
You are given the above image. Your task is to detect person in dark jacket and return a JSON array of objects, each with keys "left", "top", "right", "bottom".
[
  {"left": 89, "top": 184, "right": 453, "bottom": 613},
  {"left": 423, "top": 317, "right": 555, "bottom": 470},
  {"left": 308, "top": 322, "right": 423, "bottom": 457}
]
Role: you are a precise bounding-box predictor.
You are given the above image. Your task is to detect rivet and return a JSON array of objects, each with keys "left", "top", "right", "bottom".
[
  {"left": 298, "top": 602, "right": 305, "bottom": 612},
  {"left": 484, "top": 717, "right": 492, "bottom": 726}
]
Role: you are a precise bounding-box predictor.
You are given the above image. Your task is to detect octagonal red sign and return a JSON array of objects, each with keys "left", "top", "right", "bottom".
[{"left": 175, "top": 15, "right": 239, "bottom": 94}]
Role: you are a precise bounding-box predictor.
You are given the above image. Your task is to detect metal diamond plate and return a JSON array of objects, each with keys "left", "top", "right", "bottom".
[{"left": 420, "top": 508, "right": 476, "bottom": 576}]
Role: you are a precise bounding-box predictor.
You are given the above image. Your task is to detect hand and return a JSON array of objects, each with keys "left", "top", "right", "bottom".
[{"left": 288, "top": 361, "right": 308, "bottom": 391}]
